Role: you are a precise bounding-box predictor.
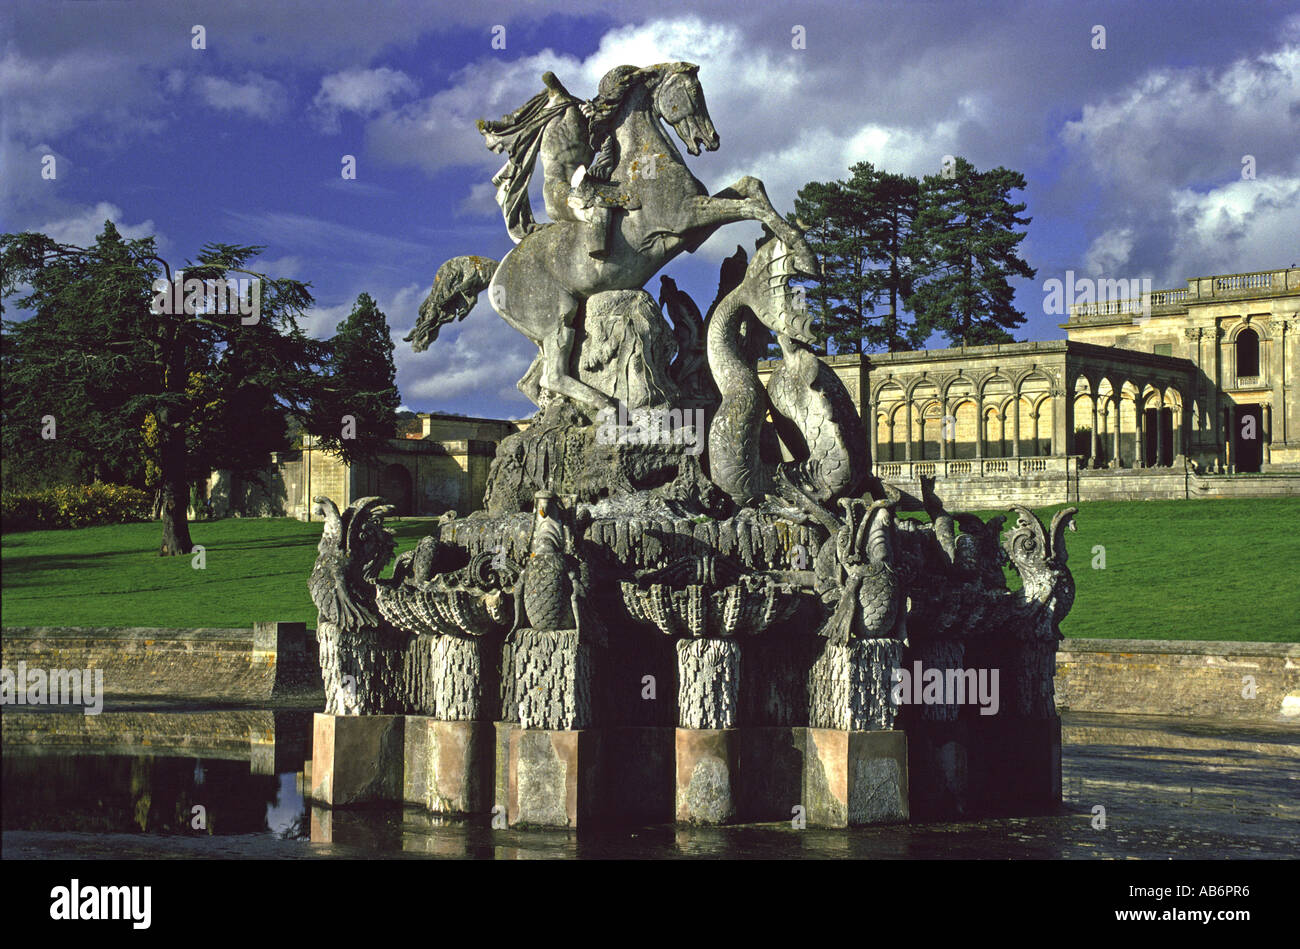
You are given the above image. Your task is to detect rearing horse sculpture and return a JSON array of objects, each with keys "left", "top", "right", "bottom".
[{"left": 407, "top": 62, "right": 818, "bottom": 412}]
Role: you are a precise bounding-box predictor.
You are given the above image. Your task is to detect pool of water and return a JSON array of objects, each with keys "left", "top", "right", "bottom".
[{"left": 3, "top": 708, "right": 1296, "bottom": 859}]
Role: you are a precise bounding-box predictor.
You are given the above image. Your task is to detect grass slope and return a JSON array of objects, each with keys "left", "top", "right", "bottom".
[{"left": 1, "top": 498, "right": 1297, "bottom": 641}]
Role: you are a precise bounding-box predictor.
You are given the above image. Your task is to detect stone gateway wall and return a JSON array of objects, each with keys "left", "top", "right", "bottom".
[
  {"left": 0, "top": 623, "right": 322, "bottom": 705},
  {"left": 1055, "top": 639, "right": 1300, "bottom": 723}
]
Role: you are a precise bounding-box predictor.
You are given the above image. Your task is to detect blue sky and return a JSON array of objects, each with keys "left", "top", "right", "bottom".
[{"left": 4, "top": 0, "right": 1298, "bottom": 420}]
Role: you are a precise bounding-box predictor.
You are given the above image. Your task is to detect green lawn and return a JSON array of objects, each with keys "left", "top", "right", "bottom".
[
  {"left": 2, "top": 498, "right": 1297, "bottom": 641},
  {"left": 0, "top": 517, "right": 433, "bottom": 631}
]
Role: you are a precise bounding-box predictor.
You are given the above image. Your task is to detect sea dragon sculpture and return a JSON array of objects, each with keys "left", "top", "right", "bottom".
[{"left": 705, "top": 232, "right": 868, "bottom": 507}]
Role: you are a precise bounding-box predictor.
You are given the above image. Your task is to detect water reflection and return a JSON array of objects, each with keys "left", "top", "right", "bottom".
[
  {"left": 3, "top": 709, "right": 1296, "bottom": 858},
  {"left": 2, "top": 709, "right": 312, "bottom": 839}
]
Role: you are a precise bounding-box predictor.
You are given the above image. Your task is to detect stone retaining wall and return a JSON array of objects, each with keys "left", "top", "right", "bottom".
[
  {"left": 887, "top": 466, "right": 1300, "bottom": 508},
  {"left": 0, "top": 622, "right": 322, "bottom": 706},
  {"left": 4, "top": 625, "right": 1296, "bottom": 724},
  {"left": 1055, "top": 638, "right": 1299, "bottom": 723}
]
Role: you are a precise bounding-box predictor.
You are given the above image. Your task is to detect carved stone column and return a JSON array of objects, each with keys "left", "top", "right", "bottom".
[
  {"left": 1224, "top": 405, "right": 1233, "bottom": 469},
  {"left": 1089, "top": 398, "right": 1100, "bottom": 467},
  {"left": 675, "top": 638, "right": 741, "bottom": 824},
  {"left": 867, "top": 399, "right": 879, "bottom": 464},
  {"left": 808, "top": 638, "right": 904, "bottom": 732},
  {"left": 940, "top": 400, "right": 950, "bottom": 461},
  {"left": 1263, "top": 403, "right": 1272, "bottom": 465},
  {"left": 1280, "top": 320, "right": 1290, "bottom": 446},
  {"left": 1013, "top": 396, "right": 1022, "bottom": 458},
  {"left": 1155, "top": 399, "right": 1165, "bottom": 466},
  {"left": 1098, "top": 403, "right": 1108, "bottom": 467},
  {"left": 884, "top": 418, "right": 895, "bottom": 461},
  {"left": 1111, "top": 394, "right": 1122, "bottom": 467},
  {"left": 975, "top": 401, "right": 985, "bottom": 459},
  {"left": 1210, "top": 325, "right": 1225, "bottom": 456},
  {"left": 1135, "top": 400, "right": 1146, "bottom": 468},
  {"left": 676, "top": 638, "right": 740, "bottom": 729},
  {"left": 905, "top": 400, "right": 914, "bottom": 462}
]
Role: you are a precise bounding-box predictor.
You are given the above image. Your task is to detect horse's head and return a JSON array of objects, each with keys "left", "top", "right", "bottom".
[{"left": 650, "top": 63, "right": 719, "bottom": 156}]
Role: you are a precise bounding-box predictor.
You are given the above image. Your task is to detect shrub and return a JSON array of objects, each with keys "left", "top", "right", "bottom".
[{"left": 1, "top": 482, "right": 152, "bottom": 531}]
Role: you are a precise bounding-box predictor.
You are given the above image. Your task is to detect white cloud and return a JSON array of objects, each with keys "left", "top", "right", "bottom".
[
  {"left": 33, "top": 201, "right": 159, "bottom": 248},
  {"left": 313, "top": 67, "right": 417, "bottom": 132},
  {"left": 196, "top": 73, "right": 289, "bottom": 120},
  {"left": 1170, "top": 177, "right": 1300, "bottom": 275},
  {"left": 1062, "top": 43, "right": 1300, "bottom": 281},
  {"left": 0, "top": 49, "right": 164, "bottom": 141},
  {"left": 1083, "top": 227, "right": 1137, "bottom": 277}
]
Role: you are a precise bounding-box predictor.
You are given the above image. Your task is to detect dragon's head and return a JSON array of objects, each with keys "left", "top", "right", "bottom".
[{"left": 746, "top": 232, "right": 817, "bottom": 348}]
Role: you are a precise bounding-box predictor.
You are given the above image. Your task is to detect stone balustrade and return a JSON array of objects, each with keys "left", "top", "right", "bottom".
[
  {"left": 874, "top": 454, "right": 1076, "bottom": 482},
  {"left": 1068, "top": 267, "right": 1299, "bottom": 322}
]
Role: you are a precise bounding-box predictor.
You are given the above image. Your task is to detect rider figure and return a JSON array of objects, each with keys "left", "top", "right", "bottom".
[{"left": 479, "top": 70, "right": 637, "bottom": 260}]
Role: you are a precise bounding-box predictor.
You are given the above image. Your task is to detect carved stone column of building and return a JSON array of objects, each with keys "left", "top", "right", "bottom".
[
  {"left": 1030, "top": 409, "right": 1040, "bottom": 457},
  {"left": 1224, "top": 404, "right": 1233, "bottom": 469},
  {"left": 1210, "top": 325, "right": 1225, "bottom": 458},
  {"left": 1111, "top": 393, "right": 1122, "bottom": 467},
  {"left": 1013, "top": 395, "right": 1022, "bottom": 458},
  {"left": 940, "top": 399, "right": 950, "bottom": 461},
  {"left": 1089, "top": 397, "right": 1099, "bottom": 468},
  {"left": 1263, "top": 403, "right": 1272, "bottom": 465},
  {"left": 905, "top": 400, "right": 914, "bottom": 463},
  {"left": 1135, "top": 397, "right": 1146, "bottom": 468},
  {"left": 1279, "top": 320, "right": 1289, "bottom": 448},
  {"left": 1154, "top": 398, "right": 1165, "bottom": 466},
  {"left": 884, "top": 418, "right": 895, "bottom": 461},
  {"left": 1050, "top": 387, "right": 1065, "bottom": 457},
  {"left": 1186, "top": 328, "right": 1206, "bottom": 453},
  {"left": 1098, "top": 403, "right": 1108, "bottom": 467},
  {"left": 998, "top": 408, "right": 1007, "bottom": 458},
  {"left": 975, "top": 400, "right": 985, "bottom": 459},
  {"left": 867, "top": 397, "right": 879, "bottom": 464}
]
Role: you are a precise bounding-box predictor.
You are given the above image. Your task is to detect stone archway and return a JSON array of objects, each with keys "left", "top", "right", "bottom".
[
  {"left": 1233, "top": 404, "right": 1264, "bottom": 472},
  {"left": 378, "top": 462, "right": 414, "bottom": 515}
]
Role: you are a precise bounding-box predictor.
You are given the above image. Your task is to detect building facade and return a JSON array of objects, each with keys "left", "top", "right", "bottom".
[
  {"left": 757, "top": 266, "right": 1300, "bottom": 504},
  {"left": 205, "top": 412, "right": 524, "bottom": 519}
]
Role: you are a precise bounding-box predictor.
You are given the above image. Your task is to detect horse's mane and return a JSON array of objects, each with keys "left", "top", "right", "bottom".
[{"left": 586, "top": 62, "right": 698, "bottom": 146}]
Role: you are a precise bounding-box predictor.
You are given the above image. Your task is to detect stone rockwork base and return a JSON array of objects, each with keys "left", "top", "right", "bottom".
[
  {"left": 677, "top": 726, "right": 910, "bottom": 826},
  {"left": 676, "top": 728, "right": 740, "bottom": 823},
  {"left": 403, "top": 717, "right": 495, "bottom": 815},
  {"left": 802, "top": 728, "right": 908, "bottom": 827},
  {"left": 311, "top": 713, "right": 405, "bottom": 806},
  {"left": 307, "top": 714, "right": 989, "bottom": 827},
  {"left": 493, "top": 722, "right": 604, "bottom": 828}
]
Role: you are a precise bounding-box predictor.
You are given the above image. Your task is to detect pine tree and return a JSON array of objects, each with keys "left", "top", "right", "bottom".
[
  {"left": 305, "top": 293, "right": 401, "bottom": 462},
  {"left": 844, "top": 162, "right": 923, "bottom": 351},
  {"left": 907, "top": 157, "right": 1036, "bottom": 347},
  {"left": 793, "top": 179, "right": 861, "bottom": 355},
  {"left": 794, "top": 165, "right": 924, "bottom": 354}
]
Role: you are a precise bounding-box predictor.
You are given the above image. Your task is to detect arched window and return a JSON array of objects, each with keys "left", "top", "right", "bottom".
[{"left": 1236, "top": 328, "right": 1260, "bottom": 378}]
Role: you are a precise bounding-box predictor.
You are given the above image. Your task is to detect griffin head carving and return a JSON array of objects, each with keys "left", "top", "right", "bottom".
[
  {"left": 1004, "top": 505, "right": 1078, "bottom": 624},
  {"left": 308, "top": 495, "right": 396, "bottom": 631}
]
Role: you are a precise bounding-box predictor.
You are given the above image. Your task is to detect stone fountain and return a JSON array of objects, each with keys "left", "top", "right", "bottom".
[{"left": 306, "top": 62, "right": 1077, "bottom": 828}]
